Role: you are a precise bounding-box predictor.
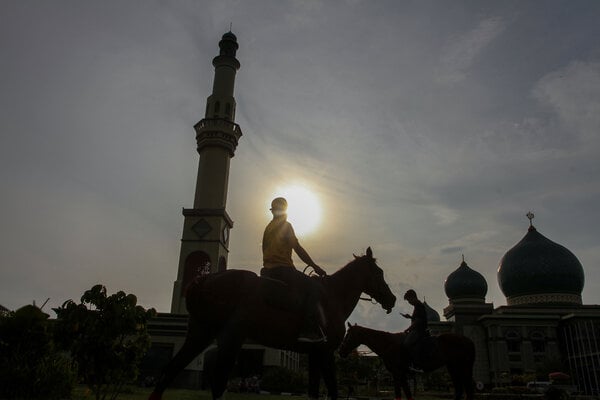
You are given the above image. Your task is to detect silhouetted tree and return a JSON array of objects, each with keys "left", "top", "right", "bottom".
[
  {"left": 0, "top": 305, "right": 76, "bottom": 399},
  {"left": 54, "top": 284, "right": 155, "bottom": 400}
]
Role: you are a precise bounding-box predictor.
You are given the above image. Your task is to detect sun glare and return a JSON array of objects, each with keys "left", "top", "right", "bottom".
[{"left": 271, "top": 184, "right": 322, "bottom": 236}]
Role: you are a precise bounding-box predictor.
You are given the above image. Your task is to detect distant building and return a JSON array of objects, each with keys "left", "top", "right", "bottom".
[
  {"left": 429, "top": 217, "right": 600, "bottom": 395},
  {"left": 0, "top": 304, "right": 10, "bottom": 317}
]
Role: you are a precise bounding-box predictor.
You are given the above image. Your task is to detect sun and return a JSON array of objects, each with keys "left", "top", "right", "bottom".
[{"left": 270, "top": 184, "right": 322, "bottom": 236}]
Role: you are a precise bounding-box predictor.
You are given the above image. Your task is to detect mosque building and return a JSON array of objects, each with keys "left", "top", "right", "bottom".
[{"left": 428, "top": 214, "right": 600, "bottom": 395}]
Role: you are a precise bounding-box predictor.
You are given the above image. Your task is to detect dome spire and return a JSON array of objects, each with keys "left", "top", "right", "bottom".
[{"left": 526, "top": 211, "right": 535, "bottom": 231}]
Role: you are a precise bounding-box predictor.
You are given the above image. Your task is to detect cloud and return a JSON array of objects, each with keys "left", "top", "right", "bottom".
[
  {"left": 436, "top": 17, "right": 506, "bottom": 84},
  {"left": 533, "top": 61, "right": 600, "bottom": 147}
]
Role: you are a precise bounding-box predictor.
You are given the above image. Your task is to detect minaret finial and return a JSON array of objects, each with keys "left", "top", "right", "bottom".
[
  {"left": 229, "top": 22, "right": 233, "bottom": 32},
  {"left": 462, "top": 254, "right": 465, "bottom": 263},
  {"left": 526, "top": 211, "right": 535, "bottom": 227}
]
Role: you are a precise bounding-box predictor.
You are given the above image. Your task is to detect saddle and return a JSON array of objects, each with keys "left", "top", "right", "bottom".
[
  {"left": 411, "top": 332, "right": 437, "bottom": 367},
  {"left": 258, "top": 275, "right": 305, "bottom": 314}
]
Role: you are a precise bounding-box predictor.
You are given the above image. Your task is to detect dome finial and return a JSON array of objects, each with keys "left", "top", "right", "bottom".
[{"left": 526, "top": 211, "right": 535, "bottom": 231}]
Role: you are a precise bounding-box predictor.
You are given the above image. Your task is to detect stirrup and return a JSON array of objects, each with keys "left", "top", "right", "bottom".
[
  {"left": 297, "top": 327, "right": 327, "bottom": 343},
  {"left": 408, "top": 364, "right": 423, "bottom": 373}
]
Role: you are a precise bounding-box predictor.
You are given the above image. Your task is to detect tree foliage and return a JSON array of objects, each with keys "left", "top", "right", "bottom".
[
  {"left": 0, "top": 305, "right": 76, "bottom": 399},
  {"left": 54, "top": 284, "right": 156, "bottom": 400}
]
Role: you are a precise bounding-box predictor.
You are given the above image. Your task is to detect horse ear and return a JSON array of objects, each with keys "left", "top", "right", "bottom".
[{"left": 366, "top": 247, "right": 373, "bottom": 258}]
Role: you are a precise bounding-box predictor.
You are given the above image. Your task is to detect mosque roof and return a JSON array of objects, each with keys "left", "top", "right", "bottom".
[
  {"left": 423, "top": 300, "right": 441, "bottom": 322},
  {"left": 444, "top": 259, "right": 488, "bottom": 301},
  {"left": 497, "top": 223, "right": 585, "bottom": 306}
]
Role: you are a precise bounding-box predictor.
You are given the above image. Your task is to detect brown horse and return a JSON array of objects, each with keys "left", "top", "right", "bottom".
[
  {"left": 149, "top": 247, "right": 396, "bottom": 400},
  {"left": 339, "top": 324, "right": 475, "bottom": 400}
]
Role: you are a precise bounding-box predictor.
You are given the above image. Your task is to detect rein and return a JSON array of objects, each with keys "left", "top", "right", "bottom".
[{"left": 359, "top": 296, "right": 377, "bottom": 303}]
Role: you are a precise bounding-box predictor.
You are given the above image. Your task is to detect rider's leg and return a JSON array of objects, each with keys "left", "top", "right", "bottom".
[
  {"left": 296, "top": 274, "right": 326, "bottom": 342},
  {"left": 404, "top": 331, "right": 424, "bottom": 373}
]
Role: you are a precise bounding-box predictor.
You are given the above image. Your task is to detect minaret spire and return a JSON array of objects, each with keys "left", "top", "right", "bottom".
[{"left": 171, "top": 32, "right": 242, "bottom": 314}]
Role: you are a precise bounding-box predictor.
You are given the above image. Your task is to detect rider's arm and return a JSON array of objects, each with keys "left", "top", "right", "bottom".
[{"left": 293, "top": 243, "right": 326, "bottom": 276}]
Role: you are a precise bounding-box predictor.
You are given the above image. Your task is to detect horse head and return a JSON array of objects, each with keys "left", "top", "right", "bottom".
[
  {"left": 355, "top": 247, "right": 396, "bottom": 314},
  {"left": 339, "top": 322, "right": 361, "bottom": 358}
]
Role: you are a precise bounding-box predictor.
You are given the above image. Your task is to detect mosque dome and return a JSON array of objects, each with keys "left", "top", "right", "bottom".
[
  {"left": 498, "top": 223, "right": 585, "bottom": 306},
  {"left": 423, "top": 301, "right": 441, "bottom": 322},
  {"left": 444, "top": 259, "right": 488, "bottom": 303}
]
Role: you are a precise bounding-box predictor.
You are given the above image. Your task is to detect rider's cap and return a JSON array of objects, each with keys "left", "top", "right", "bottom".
[
  {"left": 270, "top": 197, "right": 288, "bottom": 212},
  {"left": 404, "top": 289, "right": 417, "bottom": 300}
]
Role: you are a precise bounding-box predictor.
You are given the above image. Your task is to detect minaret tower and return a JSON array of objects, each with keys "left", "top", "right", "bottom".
[{"left": 171, "top": 32, "right": 242, "bottom": 313}]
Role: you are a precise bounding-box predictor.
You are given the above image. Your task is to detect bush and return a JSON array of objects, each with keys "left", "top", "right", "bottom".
[
  {"left": 260, "top": 367, "right": 306, "bottom": 393},
  {"left": 54, "top": 284, "right": 156, "bottom": 400},
  {"left": 0, "top": 305, "right": 76, "bottom": 399}
]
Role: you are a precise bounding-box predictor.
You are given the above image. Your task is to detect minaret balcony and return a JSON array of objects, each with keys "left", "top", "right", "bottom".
[{"left": 194, "top": 118, "right": 243, "bottom": 156}]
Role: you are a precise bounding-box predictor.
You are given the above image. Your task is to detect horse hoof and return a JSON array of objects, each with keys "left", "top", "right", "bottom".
[{"left": 148, "top": 392, "right": 162, "bottom": 400}]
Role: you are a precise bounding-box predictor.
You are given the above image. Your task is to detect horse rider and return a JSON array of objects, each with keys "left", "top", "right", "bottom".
[
  {"left": 401, "top": 289, "right": 428, "bottom": 371},
  {"left": 261, "top": 197, "right": 327, "bottom": 343}
]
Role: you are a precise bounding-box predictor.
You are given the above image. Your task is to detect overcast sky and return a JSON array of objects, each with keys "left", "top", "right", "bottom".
[{"left": 1, "top": 1, "right": 599, "bottom": 332}]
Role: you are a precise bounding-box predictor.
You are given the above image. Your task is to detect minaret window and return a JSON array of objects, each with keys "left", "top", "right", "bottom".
[
  {"left": 214, "top": 101, "right": 220, "bottom": 115},
  {"left": 225, "top": 103, "right": 231, "bottom": 116}
]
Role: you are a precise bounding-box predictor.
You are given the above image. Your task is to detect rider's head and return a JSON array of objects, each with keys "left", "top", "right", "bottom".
[
  {"left": 404, "top": 289, "right": 418, "bottom": 303},
  {"left": 270, "top": 197, "right": 288, "bottom": 217}
]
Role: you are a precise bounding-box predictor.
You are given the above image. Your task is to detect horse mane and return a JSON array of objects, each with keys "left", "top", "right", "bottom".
[{"left": 328, "top": 252, "right": 375, "bottom": 279}]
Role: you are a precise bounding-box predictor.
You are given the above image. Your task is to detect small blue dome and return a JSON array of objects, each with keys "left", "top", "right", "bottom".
[
  {"left": 444, "top": 259, "right": 488, "bottom": 302},
  {"left": 423, "top": 301, "right": 440, "bottom": 322}
]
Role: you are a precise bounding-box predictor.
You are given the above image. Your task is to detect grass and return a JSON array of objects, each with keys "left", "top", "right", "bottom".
[{"left": 71, "top": 385, "right": 447, "bottom": 400}]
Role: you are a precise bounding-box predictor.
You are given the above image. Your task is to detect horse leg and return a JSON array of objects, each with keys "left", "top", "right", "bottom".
[
  {"left": 307, "top": 351, "right": 323, "bottom": 400},
  {"left": 390, "top": 368, "right": 412, "bottom": 400},
  {"left": 447, "top": 368, "right": 464, "bottom": 400},
  {"left": 461, "top": 367, "right": 475, "bottom": 400},
  {"left": 401, "top": 373, "right": 413, "bottom": 400},
  {"left": 210, "top": 328, "right": 245, "bottom": 400},
  {"left": 321, "top": 351, "right": 338, "bottom": 400},
  {"left": 149, "top": 319, "right": 214, "bottom": 400}
]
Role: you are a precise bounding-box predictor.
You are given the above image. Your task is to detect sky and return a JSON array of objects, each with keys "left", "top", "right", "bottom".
[{"left": 1, "top": 1, "right": 599, "bottom": 333}]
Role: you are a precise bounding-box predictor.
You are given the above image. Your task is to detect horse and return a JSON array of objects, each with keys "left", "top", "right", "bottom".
[
  {"left": 339, "top": 323, "right": 475, "bottom": 400},
  {"left": 149, "top": 247, "right": 396, "bottom": 400}
]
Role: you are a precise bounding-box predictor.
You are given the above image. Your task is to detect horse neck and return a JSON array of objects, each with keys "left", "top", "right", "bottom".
[
  {"left": 326, "top": 259, "right": 371, "bottom": 320},
  {"left": 352, "top": 326, "right": 395, "bottom": 356}
]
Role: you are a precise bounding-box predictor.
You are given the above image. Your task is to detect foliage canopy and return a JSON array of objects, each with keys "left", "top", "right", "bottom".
[{"left": 54, "top": 284, "right": 156, "bottom": 400}]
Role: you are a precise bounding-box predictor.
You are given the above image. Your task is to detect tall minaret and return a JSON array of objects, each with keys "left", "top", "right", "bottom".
[{"left": 171, "top": 32, "right": 242, "bottom": 314}]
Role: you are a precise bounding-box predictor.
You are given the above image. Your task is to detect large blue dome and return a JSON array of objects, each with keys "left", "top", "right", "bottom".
[
  {"left": 444, "top": 259, "right": 488, "bottom": 302},
  {"left": 498, "top": 226, "right": 585, "bottom": 306}
]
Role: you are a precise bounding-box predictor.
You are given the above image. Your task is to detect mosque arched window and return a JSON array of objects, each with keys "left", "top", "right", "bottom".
[
  {"left": 530, "top": 331, "right": 546, "bottom": 353},
  {"left": 505, "top": 329, "right": 521, "bottom": 353},
  {"left": 182, "top": 251, "right": 211, "bottom": 292},
  {"left": 218, "top": 256, "right": 227, "bottom": 273}
]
